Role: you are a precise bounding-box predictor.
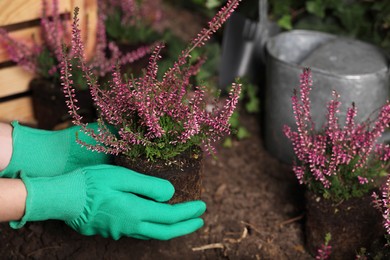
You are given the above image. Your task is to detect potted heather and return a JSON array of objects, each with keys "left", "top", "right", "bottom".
[
  {"left": 0, "top": 0, "right": 92, "bottom": 129},
  {"left": 99, "top": 0, "right": 162, "bottom": 76},
  {"left": 101, "top": 0, "right": 162, "bottom": 46},
  {"left": 372, "top": 171, "right": 390, "bottom": 258},
  {"left": 61, "top": 1, "right": 242, "bottom": 203},
  {"left": 284, "top": 68, "right": 390, "bottom": 259},
  {"left": 0, "top": 0, "right": 150, "bottom": 129}
]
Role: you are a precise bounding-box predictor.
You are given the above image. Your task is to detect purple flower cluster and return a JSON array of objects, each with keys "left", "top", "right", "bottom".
[
  {"left": 61, "top": 0, "right": 242, "bottom": 160},
  {"left": 316, "top": 244, "right": 332, "bottom": 260},
  {"left": 90, "top": 5, "right": 152, "bottom": 77},
  {"left": 284, "top": 68, "right": 390, "bottom": 193},
  {"left": 0, "top": 0, "right": 150, "bottom": 80},
  {"left": 372, "top": 177, "right": 390, "bottom": 238},
  {"left": 99, "top": 0, "right": 162, "bottom": 27}
]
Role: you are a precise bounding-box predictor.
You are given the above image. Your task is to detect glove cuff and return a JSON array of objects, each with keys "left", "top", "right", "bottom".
[
  {"left": 10, "top": 171, "right": 87, "bottom": 229},
  {"left": 0, "top": 121, "right": 23, "bottom": 178}
]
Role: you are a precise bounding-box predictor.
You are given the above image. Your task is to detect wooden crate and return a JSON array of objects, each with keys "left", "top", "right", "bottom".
[{"left": 0, "top": 0, "right": 97, "bottom": 125}]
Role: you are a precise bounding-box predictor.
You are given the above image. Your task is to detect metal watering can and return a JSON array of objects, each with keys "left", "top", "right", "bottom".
[
  {"left": 264, "top": 30, "right": 390, "bottom": 164},
  {"left": 219, "top": 0, "right": 279, "bottom": 88},
  {"left": 220, "top": 0, "right": 390, "bottom": 165}
]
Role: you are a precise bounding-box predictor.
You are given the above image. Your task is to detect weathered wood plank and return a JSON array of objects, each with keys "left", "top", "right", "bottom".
[
  {"left": 0, "top": 66, "right": 34, "bottom": 98},
  {"left": 0, "top": 97, "right": 36, "bottom": 124},
  {"left": 0, "top": 0, "right": 72, "bottom": 27},
  {"left": 0, "top": 0, "right": 97, "bottom": 125},
  {"left": 0, "top": 27, "right": 42, "bottom": 63}
]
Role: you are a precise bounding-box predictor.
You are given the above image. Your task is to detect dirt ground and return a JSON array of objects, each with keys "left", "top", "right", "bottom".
[{"left": 0, "top": 112, "right": 317, "bottom": 259}]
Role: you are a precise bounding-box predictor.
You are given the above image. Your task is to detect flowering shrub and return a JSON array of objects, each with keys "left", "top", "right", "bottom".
[
  {"left": 61, "top": 0, "right": 242, "bottom": 161},
  {"left": 373, "top": 176, "right": 390, "bottom": 244},
  {"left": 0, "top": 0, "right": 150, "bottom": 87},
  {"left": 316, "top": 233, "right": 332, "bottom": 260},
  {"left": 284, "top": 68, "right": 390, "bottom": 202},
  {"left": 100, "top": 0, "right": 162, "bottom": 45}
]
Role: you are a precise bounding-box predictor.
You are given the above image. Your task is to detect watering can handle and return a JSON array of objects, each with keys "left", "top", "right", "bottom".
[
  {"left": 256, "top": 0, "right": 270, "bottom": 63},
  {"left": 259, "top": 0, "right": 268, "bottom": 27}
]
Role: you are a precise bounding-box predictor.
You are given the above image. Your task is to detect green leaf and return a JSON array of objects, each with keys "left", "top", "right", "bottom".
[
  {"left": 325, "top": 233, "right": 332, "bottom": 245},
  {"left": 228, "top": 112, "right": 240, "bottom": 128},
  {"left": 223, "top": 137, "right": 233, "bottom": 148},
  {"left": 237, "top": 127, "right": 251, "bottom": 140},
  {"left": 206, "top": 0, "right": 222, "bottom": 9},
  {"left": 277, "top": 14, "right": 293, "bottom": 30},
  {"left": 245, "top": 98, "right": 260, "bottom": 113}
]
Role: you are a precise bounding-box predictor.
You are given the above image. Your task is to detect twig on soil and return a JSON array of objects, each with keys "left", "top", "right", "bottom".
[
  {"left": 223, "top": 227, "right": 248, "bottom": 244},
  {"left": 192, "top": 226, "right": 249, "bottom": 251},
  {"left": 27, "top": 246, "right": 61, "bottom": 257},
  {"left": 241, "top": 221, "right": 262, "bottom": 235},
  {"left": 192, "top": 243, "right": 225, "bottom": 251},
  {"left": 278, "top": 214, "right": 304, "bottom": 227}
]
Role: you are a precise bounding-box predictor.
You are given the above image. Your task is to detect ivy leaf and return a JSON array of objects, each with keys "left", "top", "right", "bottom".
[
  {"left": 277, "top": 14, "right": 293, "bottom": 30},
  {"left": 335, "top": 4, "right": 365, "bottom": 34}
]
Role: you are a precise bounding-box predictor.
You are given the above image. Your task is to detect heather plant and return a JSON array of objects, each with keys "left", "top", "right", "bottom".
[
  {"left": 100, "top": 0, "right": 162, "bottom": 46},
  {"left": 61, "top": 0, "right": 242, "bottom": 162},
  {"left": 0, "top": 0, "right": 150, "bottom": 89},
  {"left": 372, "top": 175, "right": 390, "bottom": 245},
  {"left": 284, "top": 68, "right": 390, "bottom": 202},
  {"left": 316, "top": 233, "right": 332, "bottom": 260},
  {"left": 223, "top": 79, "right": 260, "bottom": 148},
  {"left": 0, "top": 0, "right": 68, "bottom": 82}
]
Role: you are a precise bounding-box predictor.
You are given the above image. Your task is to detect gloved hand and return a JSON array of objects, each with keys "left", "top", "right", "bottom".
[
  {"left": 1, "top": 121, "right": 112, "bottom": 178},
  {"left": 11, "top": 164, "right": 206, "bottom": 240}
]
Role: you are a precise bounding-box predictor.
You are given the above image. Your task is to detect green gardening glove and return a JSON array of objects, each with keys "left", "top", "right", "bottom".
[
  {"left": 11, "top": 164, "right": 206, "bottom": 240},
  {"left": 1, "top": 121, "right": 112, "bottom": 178}
]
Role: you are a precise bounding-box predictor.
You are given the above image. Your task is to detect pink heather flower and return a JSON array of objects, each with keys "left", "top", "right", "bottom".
[
  {"left": 284, "top": 68, "right": 390, "bottom": 200},
  {"left": 372, "top": 176, "right": 390, "bottom": 238},
  {"left": 316, "top": 244, "right": 332, "bottom": 260},
  {"left": 316, "top": 233, "right": 332, "bottom": 260},
  {"left": 99, "top": 0, "right": 162, "bottom": 36},
  {"left": 0, "top": 28, "right": 39, "bottom": 73},
  {"left": 358, "top": 176, "right": 369, "bottom": 185},
  {"left": 61, "top": 1, "right": 242, "bottom": 160},
  {"left": 90, "top": 3, "right": 153, "bottom": 76}
]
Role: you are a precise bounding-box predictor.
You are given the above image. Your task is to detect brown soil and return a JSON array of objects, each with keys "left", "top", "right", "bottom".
[
  {"left": 0, "top": 112, "right": 316, "bottom": 259},
  {"left": 115, "top": 147, "right": 203, "bottom": 204},
  {"left": 305, "top": 191, "right": 385, "bottom": 259}
]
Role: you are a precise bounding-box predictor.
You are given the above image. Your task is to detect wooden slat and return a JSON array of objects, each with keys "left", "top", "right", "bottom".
[
  {"left": 75, "top": 0, "right": 98, "bottom": 59},
  {"left": 0, "top": 0, "right": 73, "bottom": 27},
  {"left": 0, "top": 1, "right": 97, "bottom": 62},
  {"left": 0, "top": 0, "right": 97, "bottom": 125},
  {"left": 0, "top": 27, "right": 42, "bottom": 63},
  {"left": 0, "top": 97, "right": 36, "bottom": 124},
  {"left": 0, "top": 67, "right": 34, "bottom": 98}
]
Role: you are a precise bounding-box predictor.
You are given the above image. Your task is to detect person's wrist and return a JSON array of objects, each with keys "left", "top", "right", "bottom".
[
  {"left": 0, "top": 178, "right": 26, "bottom": 221},
  {"left": 0, "top": 122, "right": 13, "bottom": 172},
  {"left": 10, "top": 171, "right": 87, "bottom": 229}
]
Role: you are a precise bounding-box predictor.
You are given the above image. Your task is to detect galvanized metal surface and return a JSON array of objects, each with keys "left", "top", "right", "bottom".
[{"left": 264, "top": 30, "right": 390, "bottom": 164}]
